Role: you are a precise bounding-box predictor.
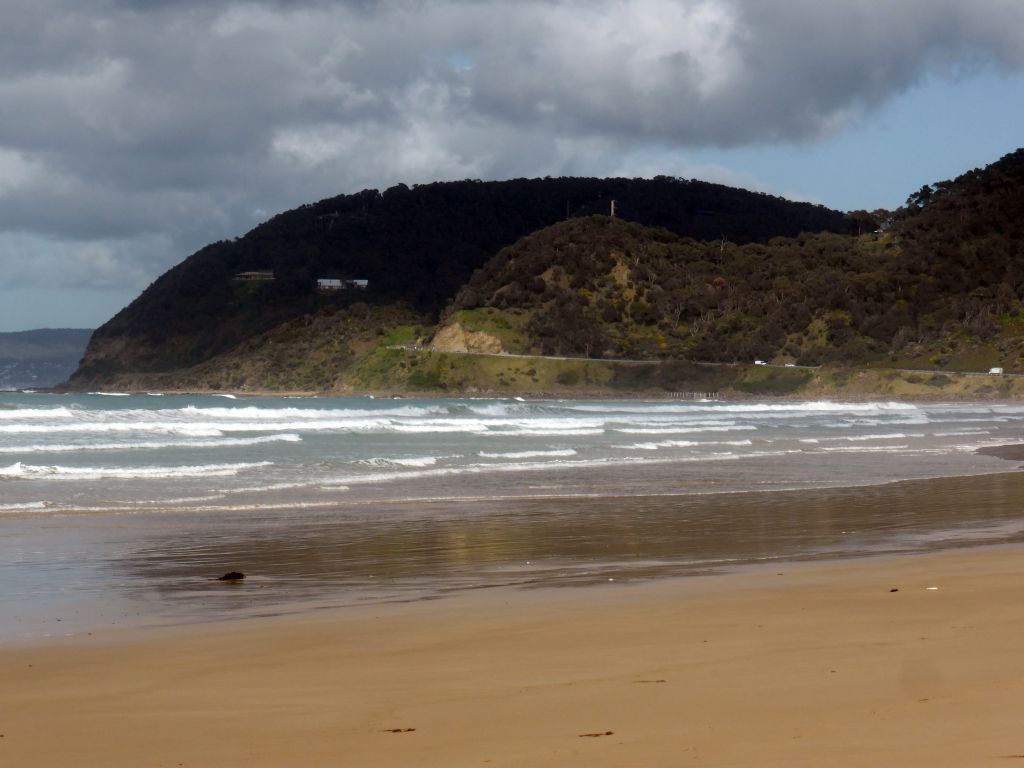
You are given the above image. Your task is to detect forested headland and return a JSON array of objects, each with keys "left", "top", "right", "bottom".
[{"left": 67, "top": 149, "right": 1024, "bottom": 397}]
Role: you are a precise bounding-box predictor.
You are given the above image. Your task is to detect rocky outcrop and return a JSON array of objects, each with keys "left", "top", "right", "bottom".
[{"left": 429, "top": 322, "right": 504, "bottom": 354}]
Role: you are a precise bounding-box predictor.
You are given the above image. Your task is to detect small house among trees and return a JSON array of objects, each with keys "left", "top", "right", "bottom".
[
  {"left": 234, "top": 270, "right": 275, "bottom": 281},
  {"left": 317, "top": 278, "right": 369, "bottom": 291}
]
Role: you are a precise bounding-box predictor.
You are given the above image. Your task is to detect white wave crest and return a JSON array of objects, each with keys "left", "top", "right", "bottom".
[
  {"left": 614, "top": 425, "right": 755, "bottom": 434},
  {"left": 617, "top": 439, "right": 756, "bottom": 451},
  {"left": 0, "top": 433, "right": 301, "bottom": 454},
  {"left": 0, "top": 460, "right": 272, "bottom": 480},
  {"left": 804, "top": 433, "right": 922, "bottom": 443},
  {"left": 0, "top": 501, "right": 49, "bottom": 513},
  {"left": 478, "top": 449, "right": 578, "bottom": 459},
  {"left": 318, "top": 451, "right": 774, "bottom": 489},
  {"left": 178, "top": 404, "right": 449, "bottom": 420},
  {"left": 466, "top": 403, "right": 519, "bottom": 416},
  {"left": 0, "top": 407, "right": 77, "bottom": 420},
  {"left": 571, "top": 400, "right": 919, "bottom": 414},
  {"left": 360, "top": 456, "right": 441, "bottom": 468},
  {"left": 817, "top": 445, "right": 910, "bottom": 453},
  {"left": 0, "top": 423, "right": 226, "bottom": 436}
]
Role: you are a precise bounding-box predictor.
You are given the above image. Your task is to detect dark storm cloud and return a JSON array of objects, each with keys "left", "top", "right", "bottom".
[{"left": 1, "top": 0, "right": 1022, "bottom": 294}]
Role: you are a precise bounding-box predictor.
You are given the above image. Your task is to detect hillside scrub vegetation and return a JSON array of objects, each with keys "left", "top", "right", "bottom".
[
  {"left": 67, "top": 148, "right": 1024, "bottom": 392},
  {"left": 71, "top": 176, "right": 849, "bottom": 383},
  {"left": 448, "top": 149, "right": 1024, "bottom": 371}
]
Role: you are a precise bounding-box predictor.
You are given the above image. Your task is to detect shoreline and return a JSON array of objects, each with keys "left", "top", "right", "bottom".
[
  {"left": 4, "top": 545, "right": 1024, "bottom": 766},
  {"left": 3, "top": 451, "right": 1024, "bottom": 644},
  {"left": 26, "top": 384, "right": 1024, "bottom": 404}
]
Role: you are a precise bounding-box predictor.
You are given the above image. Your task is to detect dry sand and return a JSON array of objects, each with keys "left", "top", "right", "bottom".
[{"left": 3, "top": 547, "right": 1024, "bottom": 767}]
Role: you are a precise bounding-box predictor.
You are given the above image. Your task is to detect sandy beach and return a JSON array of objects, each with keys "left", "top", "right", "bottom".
[{"left": 3, "top": 546, "right": 1024, "bottom": 767}]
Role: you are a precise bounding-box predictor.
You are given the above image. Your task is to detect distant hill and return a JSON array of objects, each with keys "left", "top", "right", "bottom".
[
  {"left": 69, "top": 176, "right": 849, "bottom": 385},
  {"left": 0, "top": 329, "right": 93, "bottom": 390},
  {"left": 65, "top": 149, "right": 1024, "bottom": 396}
]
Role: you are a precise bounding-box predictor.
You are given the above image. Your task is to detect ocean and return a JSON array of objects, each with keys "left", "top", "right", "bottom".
[{"left": 2, "top": 392, "right": 1024, "bottom": 640}]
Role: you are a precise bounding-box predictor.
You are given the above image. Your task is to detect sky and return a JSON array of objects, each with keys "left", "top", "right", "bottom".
[{"left": 1, "top": 0, "right": 1023, "bottom": 332}]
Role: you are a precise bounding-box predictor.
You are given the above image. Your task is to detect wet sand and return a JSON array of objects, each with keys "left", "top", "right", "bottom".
[
  {"left": 977, "top": 443, "right": 1024, "bottom": 461},
  {"left": 3, "top": 545, "right": 1024, "bottom": 767},
  {"left": 7, "top": 466, "right": 1024, "bottom": 642}
]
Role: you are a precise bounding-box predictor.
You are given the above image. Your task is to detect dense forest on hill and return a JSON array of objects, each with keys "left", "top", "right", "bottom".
[
  {"left": 68, "top": 148, "right": 1024, "bottom": 391},
  {"left": 449, "top": 149, "right": 1024, "bottom": 367},
  {"left": 73, "top": 176, "right": 848, "bottom": 381}
]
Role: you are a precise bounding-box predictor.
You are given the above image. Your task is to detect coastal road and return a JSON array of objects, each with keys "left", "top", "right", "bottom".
[{"left": 387, "top": 345, "right": 1021, "bottom": 378}]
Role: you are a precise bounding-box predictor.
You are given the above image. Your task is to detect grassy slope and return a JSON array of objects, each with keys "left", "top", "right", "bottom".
[
  {"left": 66, "top": 292, "right": 1024, "bottom": 398},
  {"left": 346, "top": 350, "right": 1022, "bottom": 400},
  {"left": 87, "top": 323, "right": 1024, "bottom": 400}
]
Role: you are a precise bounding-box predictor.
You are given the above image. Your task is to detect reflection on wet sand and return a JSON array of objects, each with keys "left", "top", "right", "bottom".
[
  {"left": 111, "top": 469, "right": 1024, "bottom": 617},
  {"left": 4, "top": 469, "right": 1023, "bottom": 639}
]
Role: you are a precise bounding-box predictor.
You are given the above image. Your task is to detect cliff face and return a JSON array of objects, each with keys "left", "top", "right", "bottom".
[{"left": 429, "top": 322, "right": 504, "bottom": 354}]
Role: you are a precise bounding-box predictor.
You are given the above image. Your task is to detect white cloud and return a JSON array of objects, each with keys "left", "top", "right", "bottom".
[
  {"left": 1, "top": 0, "right": 1023, "bottom": 313},
  {"left": 0, "top": 149, "right": 43, "bottom": 197},
  {"left": 0, "top": 231, "right": 177, "bottom": 290}
]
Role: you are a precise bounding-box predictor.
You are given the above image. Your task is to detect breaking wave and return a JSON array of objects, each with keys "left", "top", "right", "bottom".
[{"left": 0, "top": 461, "right": 272, "bottom": 480}]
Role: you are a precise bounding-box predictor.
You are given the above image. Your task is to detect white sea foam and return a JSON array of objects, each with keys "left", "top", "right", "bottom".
[
  {"left": 478, "top": 449, "right": 578, "bottom": 459},
  {"left": 835, "top": 417, "right": 931, "bottom": 427},
  {"left": 0, "top": 407, "right": 77, "bottom": 420},
  {"left": 134, "top": 494, "right": 227, "bottom": 505},
  {"left": 467, "top": 403, "right": 521, "bottom": 416},
  {"left": 391, "top": 422, "right": 490, "bottom": 433},
  {"left": 0, "top": 423, "right": 227, "bottom": 436},
  {"left": 178, "top": 404, "right": 448, "bottom": 420},
  {"left": 482, "top": 428, "right": 606, "bottom": 437},
  {"left": 842, "top": 433, "right": 921, "bottom": 441},
  {"left": 612, "top": 423, "right": 743, "bottom": 432},
  {"left": 801, "top": 433, "right": 923, "bottom": 443},
  {"left": 0, "top": 433, "right": 302, "bottom": 454},
  {"left": 392, "top": 456, "right": 441, "bottom": 467},
  {"left": 218, "top": 480, "right": 315, "bottom": 494},
  {"left": 361, "top": 456, "right": 441, "bottom": 468},
  {"left": 1, "top": 416, "right": 596, "bottom": 437},
  {"left": 319, "top": 456, "right": 653, "bottom": 487},
  {"left": 615, "top": 439, "right": 754, "bottom": 451},
  {"left": 317, "top": 451, "right": 782, "bottom": 489},
  {"left": 0, "top": 501, "right": 49, "bottom": 513},
  {"left": 928, "top": 416, "right": 1010, "bottom": 423},
  {"left": 614, "top": 425, "right": 756, "bottom": 434},
  {"left": 0, "top": 460, "right": 271, "bottom": 480},
  {"left": 817, "top": 445, "right": 911, "bottom": 453},
  {"left": 3, "top": 394, "right": 1021, "bottom": 513},
  {"left": 571, "top": 400, "right": 919, "bottom": 414},
  {"left": 88, "top": 392, "right": 131, "bottom": 396}
]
